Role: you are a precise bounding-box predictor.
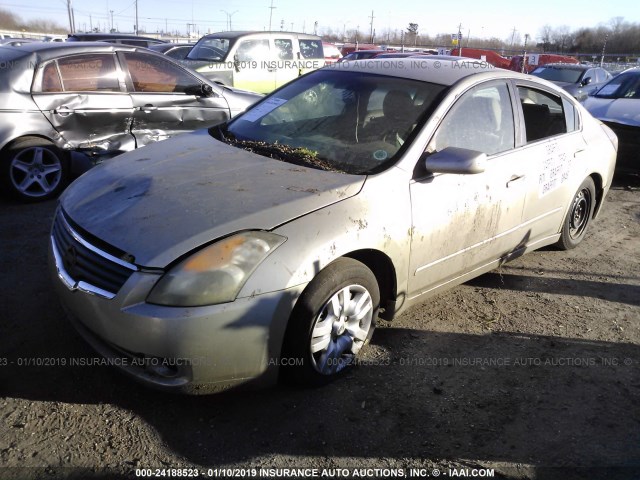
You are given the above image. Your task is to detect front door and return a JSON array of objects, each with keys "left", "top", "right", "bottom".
[
  {"left": 119, "top": 51, "right": 230, "bottom": 147},
  {"left": 408, "top": 81, "right": 527, "bottom": 299}
]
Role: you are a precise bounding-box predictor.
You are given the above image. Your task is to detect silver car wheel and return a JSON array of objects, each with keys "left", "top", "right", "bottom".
[
  {"left": 10, "top": 146, "right": 63, "bottom": 198},
  {"left": 310, "top": 284, "right": 374, "bottom": 375}
]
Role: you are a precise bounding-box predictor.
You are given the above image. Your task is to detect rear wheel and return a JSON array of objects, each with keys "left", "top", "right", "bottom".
[
  {"left": 556, "top": 177, "right": 596, "bottom": 250},
  {"left": 281, "top": 258, "right": 379, "bottom": 386},
  {"left": 1, "top": 138, "right": 68, "bottom": 202}
]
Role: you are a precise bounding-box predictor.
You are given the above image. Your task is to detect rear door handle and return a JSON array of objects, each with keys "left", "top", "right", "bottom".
[
  {"left": 139, "top": 104, "right": 158, "bottom": 113},
  {"left": 54, "top": 106, "right": 74, "bottom": 116},
  {"left": 506, "top": 174, "right": 525, "bottom": 187}
]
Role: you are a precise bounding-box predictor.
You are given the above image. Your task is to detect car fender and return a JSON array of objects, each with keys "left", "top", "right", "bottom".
[{"left": 238, "top": 166, "right": 412, "bottom": 305}]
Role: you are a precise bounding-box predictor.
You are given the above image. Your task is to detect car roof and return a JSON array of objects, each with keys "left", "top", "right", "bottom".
[
  {"left": 200, "top": 31, "right": 321, "bottom": 40},
  {"left": 326, "top": 57, "right": 530, "bottom": 86},
  {"left": 67, "top": 33, "right": 164, "bottom": 41},
  {"left": 0, "top": 41, "right": 147, "bottom": 57}
]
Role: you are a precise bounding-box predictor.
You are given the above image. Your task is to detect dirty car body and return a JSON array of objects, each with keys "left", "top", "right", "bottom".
[
  {"left": 0, "top": 42, "right": 261, "bottom": 201},
  {"left": 50, "top": 58, "right": 617, "bottom": 393}
]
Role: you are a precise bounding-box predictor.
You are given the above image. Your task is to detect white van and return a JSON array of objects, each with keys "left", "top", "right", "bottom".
[{"left": 181, "top": 31, "right": 325, "bottom": 94}]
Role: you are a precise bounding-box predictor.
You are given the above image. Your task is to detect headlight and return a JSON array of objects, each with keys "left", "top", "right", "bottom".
[{"left": 147, "top": 231, "right": 286, "bottom": 307}]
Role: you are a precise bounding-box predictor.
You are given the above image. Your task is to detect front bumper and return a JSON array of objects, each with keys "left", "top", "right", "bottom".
[{"left": 49, "top": 235, "right": 305, "bottom": 394}]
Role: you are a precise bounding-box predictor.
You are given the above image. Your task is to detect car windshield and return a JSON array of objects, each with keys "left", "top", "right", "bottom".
[
  {"left": 531, "top": 67, "right": 583, "bottom": 83},
  {"left": 187, "top": 37, "right": 232, "bottom": 61},
  {"left": 593, "top": 70, "right": 640, "bottom": 99},
  {"left": 214, "top": 69, "right": 446, "bottom": 174}
]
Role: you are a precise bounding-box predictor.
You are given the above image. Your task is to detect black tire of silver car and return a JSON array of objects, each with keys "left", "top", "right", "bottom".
[
  {"left": 1, "top": 138, "right": 68, "bottom": 202},
  {"left": 280, "top": 258, "right": 379, "bottom": 386},
  {"left": 556, "top": 177, "right": 596, "bottom": 250}
]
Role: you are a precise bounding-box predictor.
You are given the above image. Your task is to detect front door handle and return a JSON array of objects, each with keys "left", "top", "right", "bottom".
[
  {"left": 139, "top": 104, "right": 158, "bottom": 113},
  {"left": 506, "top": 174, "right": 525, "bottom": 187}
]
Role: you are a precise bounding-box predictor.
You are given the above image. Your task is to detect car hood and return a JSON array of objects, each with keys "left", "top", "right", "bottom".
[
  {"left": 60, "top": 130, "right": 365, "bottom": 268},
  {"left": 582, "top": 97, "right": 640, "bottom": 127}
]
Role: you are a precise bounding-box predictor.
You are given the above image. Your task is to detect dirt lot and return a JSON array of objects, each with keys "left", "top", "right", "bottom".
[{"left": 0, "top": 171, "right": 639, "bottom": 480}]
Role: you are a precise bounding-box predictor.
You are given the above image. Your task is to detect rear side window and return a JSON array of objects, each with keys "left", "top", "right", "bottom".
[
  {"left": 40, "top": 62, "right": 63, "bottom": 92},
  {"left": 48, "top": 54, "right": 120, "bottom": 92},
  {"left": 274, "top": 39, "right": 293, "bottom": 60},
  {"left": 518, "top": 87, "right": 567, "bottom": 143},
  {"left": 299, "top": 39, "right": 323, "bottom": 59}
]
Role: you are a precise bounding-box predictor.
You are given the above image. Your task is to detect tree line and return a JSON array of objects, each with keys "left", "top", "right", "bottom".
[{"left": 320, "top": 17, "right": 640, "bottom": 57}]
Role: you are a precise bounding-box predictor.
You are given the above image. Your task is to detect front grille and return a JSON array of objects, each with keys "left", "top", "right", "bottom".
[{"left": 51, "top": 210, "right": 137, "bottom": 298}]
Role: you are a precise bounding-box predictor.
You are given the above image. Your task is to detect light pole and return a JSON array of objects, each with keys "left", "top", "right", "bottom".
[{"left": 221, "top": 10, "right": 238, "bottom": 31}]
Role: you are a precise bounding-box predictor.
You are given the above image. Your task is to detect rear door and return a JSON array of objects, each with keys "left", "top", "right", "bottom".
[
  {"left": 31, "top": 53, "right": 136, "bottom": 153},
  {"left": 119, "top": 51, "right": 230, "bottom": 147},
  {"left": 512, "top": 82, "right": 587, "bottom": 245}
]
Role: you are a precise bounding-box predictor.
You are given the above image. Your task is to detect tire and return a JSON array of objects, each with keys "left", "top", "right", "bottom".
[
  {"left": 1, "top": 138, "right": 68, "bottom": 202},
  {"left": 556, "top": 177, "right": 596, "bottom": 250},
  {"left": 281, "top": 258, "right": 380, "bottom": 386}
]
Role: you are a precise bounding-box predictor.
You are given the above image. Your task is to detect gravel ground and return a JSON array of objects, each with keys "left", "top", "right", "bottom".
[{"left": 1, "top": 172, "right": 639, "bottom": 480}]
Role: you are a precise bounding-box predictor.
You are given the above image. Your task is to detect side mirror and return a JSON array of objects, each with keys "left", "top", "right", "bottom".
[
  {"left": 184, "top": 84, "right": 215, "bottom": 97},
  {"left": 581, "top": 76, "right": 592, "bottom": 86},
  {"left": 424, "top": 147, "right": 487, "bottom": 174}
]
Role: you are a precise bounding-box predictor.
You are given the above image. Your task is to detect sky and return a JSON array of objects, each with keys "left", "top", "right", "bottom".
[{"left": 4, "top": 0, "right": 640, "bottom": 42}]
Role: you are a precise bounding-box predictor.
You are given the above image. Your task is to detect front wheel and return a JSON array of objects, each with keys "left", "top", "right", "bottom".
[
  {"left": 281, "top": 258, "right": 380, "bottom": 386},
  {"left": 1, "top": 138, "right": 68, "bottom": 202},
  {"left": 556, "top": 177, "right": 596, "bottom": 250}
]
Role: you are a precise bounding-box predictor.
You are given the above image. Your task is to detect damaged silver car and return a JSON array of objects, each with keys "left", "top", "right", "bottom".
[
  {"left": 0, "top": 42, "right": 261, "bottom": 201},
  {"left": 50, "top": 58, "right": 617, "bottom": 393}
]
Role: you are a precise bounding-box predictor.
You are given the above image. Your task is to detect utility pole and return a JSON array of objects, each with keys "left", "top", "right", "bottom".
[
  {"left": 368, "top": 10, "right": 375, "bottom": 44},
  {"left": 268, "top": 0, "right": 275, "bottom": 31},
  {"left": 89, "top": 14, "right": 92, "bottom": 31},
  {"left": 522, "top": 33, "right": 530, "bottom": 73},
  {"left": 67, "top": 0, "right": 74, "bottom": 33},
  {"left": 600, "top": 34, "right": 608, "bottom": 67},
  {"left": 457, "top": 23, "right": 462, "bottom": 56},
  {"left": 134, "top": 0, "right": 138, "bottom": 35},
  {"left": 509, "top": 27, "right": 517, "bottom": 51},
  {"left": 110, "top": 10, "right": 114, "bottom": 32}
]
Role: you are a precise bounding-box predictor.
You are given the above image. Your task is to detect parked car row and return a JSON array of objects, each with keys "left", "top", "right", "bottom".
[{"left": 0, "top": 42, "right": 262, "bottom": 201}]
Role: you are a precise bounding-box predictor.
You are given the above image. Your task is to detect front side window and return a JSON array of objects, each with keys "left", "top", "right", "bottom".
[
  {"left": 235, "top": 39, "right": 270, "bottom": 62},
  {"left": 518, "top": 87, "right": 568, "bottom": 142},
  {"left": 123, "top": 52, "right": 197, "bottom": 93},
  {"left": 41, "top": 54, "right": 120, "bottom": 92},
  {"left": 429, "top": 82, "right": 515, "bottom": 156},
  {"left": 218, "top": 70, "right": 446, "bottom": 174}
]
